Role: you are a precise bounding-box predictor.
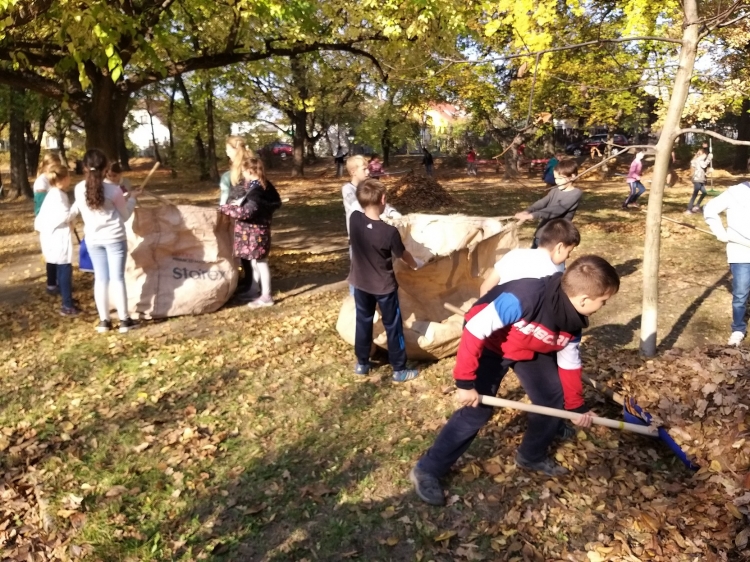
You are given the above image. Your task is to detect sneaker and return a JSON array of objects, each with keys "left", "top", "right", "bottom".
[
  {"left": 234, "top": 286, "right": 260, "bottom": 302},
  {"left": 59, "top": 306, "right": 82, "bottom": 317},
  {"left": 392, "top": 369, "right": 419, "bottom": 383},
  {"left": 247, "top": 295, "right": 274, "bottom": 309},
  {"left": 515, "top": 453, "right": 569, "bottom": 476},
  {"left": 46, "top": 285, "right": 60, "bottom": 295},
  {"left": 627, "top": 203, "right": 640, "bottom": 209},
  {"left": 96, "top": 320, "right": 112, "bottom": 333},
  {"left": 728, "top": 331, "right": 745, "bottom": 347},
  {"left": 692, "top": 206, "right": 701, "bottom": 213},
  {"left": 409, "top": 466, "right": 445, "bottom": 506},
  {"left": 684, "top": 209, "right": 693, "bottom": 215},
  {"left": 118, "top": 318, "right": 138, "bottom": 333},
  {"left": 354, "top": 363, "right": 370, "bottom": 375},
  {"left": 556, "top": 422, "right": 577, "bottom": 442}
]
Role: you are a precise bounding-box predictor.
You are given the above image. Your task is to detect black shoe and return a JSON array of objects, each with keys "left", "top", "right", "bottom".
[
  {"left": 59, "top": 306, "right": 82, "bottom": 317},
  {"left": 46, "top": 285, "right": 60, "bottom": 296},
  {"left": 119, "top": 318, "right": 138, "bottom": 333},
  {"left": 96, "top": 320, "right": 112, "bottom": 333},
  {"left": 409, "top": 466, "right": 445, "bottom": 506},
  {"left": 515, "top": 453, "right": 568, "bottom": 476},
  {"left": 557, "top": 422, "right": 577, "bottom": 442}
]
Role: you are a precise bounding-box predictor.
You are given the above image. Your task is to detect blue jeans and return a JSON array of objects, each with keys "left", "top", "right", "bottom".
[
  {"left": 353, "top": 288, "right": 406, "bottom": 371},
  {"left": 57, "top": 263, "right": 73, "bottom": 309},
  {"left": 88, "top": 240, "right": 129, "bottom": 321},
  {"left": 731, "top": 263, "right": 750, "bottom": 334},
  {"left": 623, "top": 181, "right": 646, "bottom": 207},
  {"left": 416, "top": 350, "right": 565, "bottom": 478},
  {"left": 688, "top": 182, "right": 707, "bottom": 210}
]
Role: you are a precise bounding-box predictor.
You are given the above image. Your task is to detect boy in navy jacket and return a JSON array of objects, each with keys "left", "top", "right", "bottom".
[{"left": 410, "top": 255, "right": 620, "bottom": 505}]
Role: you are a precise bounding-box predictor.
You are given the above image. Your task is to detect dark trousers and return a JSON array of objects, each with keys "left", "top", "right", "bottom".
[
  {"left": 623, "top": 181, "right": 646, "bottom": 207},
  {"left": 353, "top": 288, "right": 406, "bottom": 371},
  {"left": 417, "top": 350, "right": 564, "bottom": 478},
  {"left": 688, "top": 182, "right": 706, "bottom": 210},
  {"left": 238, "top": 258, "right": 254, "bottom": 290},
  {"left": 46, "top": 262, "right": 57, "bottom": 287},
  {"left": 56, "top": 263, "right": 73, "bottom": 308}
]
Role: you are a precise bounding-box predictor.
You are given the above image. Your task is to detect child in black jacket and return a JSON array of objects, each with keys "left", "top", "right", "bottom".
[{"left": 219, "top": 155, "right": 282, "bottom": 308}]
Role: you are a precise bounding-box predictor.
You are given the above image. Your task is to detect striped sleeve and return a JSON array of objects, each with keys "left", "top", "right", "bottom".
[
  {"left": 556, "top": 334, "right": 587, "bottom": 412},
  {"left": 453, "top": 293, "right": 522, "bottom": 388}
]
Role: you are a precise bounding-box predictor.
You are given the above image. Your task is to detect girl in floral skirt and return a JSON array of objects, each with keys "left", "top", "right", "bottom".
[{"left": 219, "top": 155, "right": 282, "bottom": 308}]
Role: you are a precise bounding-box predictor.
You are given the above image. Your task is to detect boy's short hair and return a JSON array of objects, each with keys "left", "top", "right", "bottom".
[
  {"left": 561, "top": 255, "right": 620, "bottom": 297},
  {"left": 537, "top": 219, "right": 580, "bottom": 248},
  {"left": 346, "top": 155, "right": 367, "bottom": 176},
  {"left": 555, "top": 158, "right": 578, "bottom": 178},
  {"left": 356, "top": 178, "right": 386, "bottom": 208}
]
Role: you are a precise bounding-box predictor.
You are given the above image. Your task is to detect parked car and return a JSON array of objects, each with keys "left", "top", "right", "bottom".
[
  {"left": 565, "top": 134, "right": 629, "bottom": 156},
  {"left": 262, "top": 141, "right": 293, "bottom": 158}
]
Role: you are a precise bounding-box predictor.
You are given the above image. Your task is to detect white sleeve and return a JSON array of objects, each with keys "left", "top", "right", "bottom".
[{"left": 703, "top": 191, "right": 730, "bottom": 239}]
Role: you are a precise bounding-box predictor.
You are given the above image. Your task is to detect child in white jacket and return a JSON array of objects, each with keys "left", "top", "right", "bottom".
[
  {"left": 34, "top": 163, "right": 80, "bottom": 316},
  {"left": 704, "top": 181, "right": 750, "bottom": 346}
]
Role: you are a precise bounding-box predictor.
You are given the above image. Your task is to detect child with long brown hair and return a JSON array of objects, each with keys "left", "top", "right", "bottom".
[
  {"left": 74, "top": 149, "right": 142, "bottom": 333},
  {"left": 219, "top": 136, "right": 254, "bottom": 205},
  {"left": 34, "top": 152, "right": 63, "bottom": 294},
  {"left": 35, "top": 163, "right": 81, "bottom": 316},
  {"left": 219, "top": 155, "right": 282, "bottom": 308}
]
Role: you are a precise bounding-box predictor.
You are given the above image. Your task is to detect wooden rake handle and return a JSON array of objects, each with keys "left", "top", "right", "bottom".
[
  {"left": 480, "top": 395, "right": 658, "bottom": 436},
  {"left": 581, "top": 374, "right": 625, "bottom": 406},
  {"left": 134, "top": 162, "right": 174, "bottom": 205}
]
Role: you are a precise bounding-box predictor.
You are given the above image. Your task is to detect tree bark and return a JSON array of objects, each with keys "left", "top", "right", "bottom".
[
  {"left": 205, "top": 79, "right": 219, "bottom": 182},
  {"left": 9, "top": 88, "right": 31, "bottom": 199},
  {"left": 116, "top": 120, "right": 130, "bottom": 170},
  {"left": 291, "top": 109, "right": 306, "bottom": 176},
  {"left": 145, "top": 97, "right": 162, "bottom": 164},
  {"left": 167, "top": 79, "right": 177, "bottom": 177},
  {"left": 176, "top": 75, "right": 209, "bottom": 180},
  {"left": 54, "top": 119, "right": 68, "bottom": 167},
  {"left": 503, "top": 136, "right": 522, "bottom": 179},
  {"left": 639, "top": 0, "right": 700, "bottom": 357},
  {"left": 734, "top": 98, "right": 750, "bottom": 170},
  {"left": 82, "top": 75, "right": 130, "bottom": 162},
  {"left": 24, "top": 101, "right": 51, "bottom": 176},
  {"left": 382, "top": 118, "right": 393, "bottom": 168}
]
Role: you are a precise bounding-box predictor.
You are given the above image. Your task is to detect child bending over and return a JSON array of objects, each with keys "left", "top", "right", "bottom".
[{"left": 410, "top": 256, "right": 619, "bottom": 505}]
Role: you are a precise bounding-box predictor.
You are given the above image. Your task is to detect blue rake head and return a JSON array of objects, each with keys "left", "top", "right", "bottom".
[{"left": 623, "top": 397, "right": 698, "bottom": 471}]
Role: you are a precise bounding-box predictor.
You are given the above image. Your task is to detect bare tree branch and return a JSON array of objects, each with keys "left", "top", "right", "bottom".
[{"left": 676, "top": 127, "right": 750, "bottom": 145}]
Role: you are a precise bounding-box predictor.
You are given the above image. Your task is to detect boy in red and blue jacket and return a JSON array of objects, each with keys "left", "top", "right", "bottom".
[{"left": 410, "top": 255, "right": 620, "bottom": 506}]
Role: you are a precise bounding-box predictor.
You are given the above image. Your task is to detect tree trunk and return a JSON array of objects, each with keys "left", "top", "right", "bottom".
[
  {"left": 734, "top": 98, "right": 750, "bottom": 170},
  {"left": 167, "top": 79, "right": 177, "bottom": 178},
  {"left": 640, "top": 0, "right": 700, "bottom": 357},
  {"left": 291, "top": 109, "right": 306, "bottom": 177},
  {"left": 9, "top": 88, "right": 31, "bottom": 199},
  {"left": 81, "top": 76, "right": 130, "bottom": 162},
  {"left": 382, "top": 118, "right": 392, "bottom": 168},
  {"left": 504, "top": 136, "right": 522, "bottom": 179},
  {"left": 55, "top": 120, "right": 68, "bottom": 167},
  {"left": 116, "top": 121, "right": 130, "bottom": 170},
  {"left": 305, "top": 136, "right": 317, "bottom": 162},
  {"left": 205, "top": 80, "right": 219, "bottom": 182},
  {"left": 175, "top": 76, "right": 209, "bottom": 180},
  {"left": 24, "top": 102, "right": 51, "bottom": 176},
  {"left": 145, "top": 98, "right": 162, "bottom": 164}
]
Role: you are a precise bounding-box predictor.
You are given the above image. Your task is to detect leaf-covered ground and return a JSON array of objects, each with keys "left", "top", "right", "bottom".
[{"left": 1, "top": 158, "right": 748, "bottom": 561}]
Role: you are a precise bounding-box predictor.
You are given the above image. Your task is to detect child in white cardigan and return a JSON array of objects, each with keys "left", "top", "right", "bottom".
[{"left": 34, "top": 163, "right": 80, "bottom": 316}]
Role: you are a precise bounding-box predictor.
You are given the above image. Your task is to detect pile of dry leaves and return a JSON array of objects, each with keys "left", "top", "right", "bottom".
[
  {"left": 385, "top": 171, "right": 457, "bottom": 212},
  {"left": 585, "top": 345, "right": 750, "bottom": 555}
]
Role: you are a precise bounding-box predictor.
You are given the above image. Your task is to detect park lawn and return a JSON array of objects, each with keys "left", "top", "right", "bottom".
[{"left": 0, "top": 159, "right": 747, "bottom": 561}]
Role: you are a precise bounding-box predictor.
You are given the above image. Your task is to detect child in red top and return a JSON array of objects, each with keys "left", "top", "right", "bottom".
[
  {"left": 410, "top": 256, "right": 620, "bottom": 506},
  {"left": 466, "top": 148, "right": 477, "bottom": 176}
]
